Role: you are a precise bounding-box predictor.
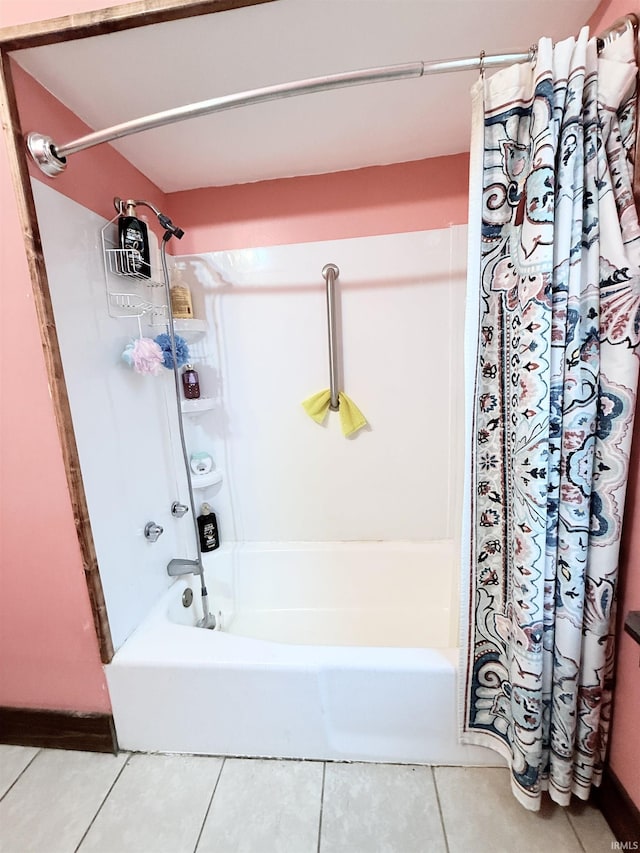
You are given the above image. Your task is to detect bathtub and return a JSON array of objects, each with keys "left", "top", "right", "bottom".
[{"left": 106, "top": 542, "right": 497, "bottom": 765}]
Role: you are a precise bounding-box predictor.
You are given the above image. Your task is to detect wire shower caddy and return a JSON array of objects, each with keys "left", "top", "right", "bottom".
[{"left": 101, "top": 215, "right": 168, "bottom": 327}]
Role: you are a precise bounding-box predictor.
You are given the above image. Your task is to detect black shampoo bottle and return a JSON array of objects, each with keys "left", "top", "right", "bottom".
[
  {"left": 118, "top": 199, "right": 151, "bottom": 278},
  {"left": 197, "top": 503, "right": 220, "bottom": 553}
]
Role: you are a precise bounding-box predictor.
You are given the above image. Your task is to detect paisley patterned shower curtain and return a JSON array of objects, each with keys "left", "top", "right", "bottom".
[{"left": 461, "top": 25, "right": 640, "bottom": 810}]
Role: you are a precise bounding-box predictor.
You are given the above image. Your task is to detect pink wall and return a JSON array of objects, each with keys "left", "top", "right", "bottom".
[
  {"left": 586, "top": 0, "right": 634, "bottom": 31},
  {"left": 0, "top": 140, "right": 112, "bottom": 713},
  {"left": 169, "top": 154, "right": 469, "bottom": 254},
  {"left": 0, "top": 0, "right": 131, "bottom": 28},
  {"left": 0, "top": 0, "right": 165, "bottom": 712}
]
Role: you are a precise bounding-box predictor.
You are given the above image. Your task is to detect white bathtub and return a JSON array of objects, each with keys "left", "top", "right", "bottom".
[{"left": 106, "top": 542, "right": 497, "bottom": 765}]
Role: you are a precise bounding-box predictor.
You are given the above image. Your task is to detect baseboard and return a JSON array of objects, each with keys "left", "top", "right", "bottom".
[
  {"left": 593, "top": 766, "right": 640, "bottom": 845},
  {"left": 0, "top": 707, "right": 117, "bottom": 754}
]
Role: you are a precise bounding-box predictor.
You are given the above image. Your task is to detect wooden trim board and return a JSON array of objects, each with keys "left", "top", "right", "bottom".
[
  {"left": 0, "top": 707, "right": 118, "bottom": 753},
  {"left": 0, "top": 51, "right": 115, "bottom": 664},
  {"left": 0, "top": 0, "right": 276, "bottom": 51}
]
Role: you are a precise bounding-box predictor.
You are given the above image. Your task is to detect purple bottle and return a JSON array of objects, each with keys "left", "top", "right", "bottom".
[{"left": 182, "top": 364, "right": 200, "bottom": 399}]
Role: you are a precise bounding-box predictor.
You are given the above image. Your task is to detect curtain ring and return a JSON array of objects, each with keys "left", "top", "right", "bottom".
[
  {"left": 528, "top": 44, "right": 538, "bottom": 66},
  {"left": 479, "top": 49, "right": 486, "bottom": 78}
]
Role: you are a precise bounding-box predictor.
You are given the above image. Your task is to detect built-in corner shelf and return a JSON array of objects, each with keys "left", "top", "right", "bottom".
[
  {"left": 173, "top": 318, "right": 207, "bottom": 342},
  {"left": 191, "top": 470, "right": 223, "bottom": 489},
  {"left": 181, "top": 397, "right": 215, "bottom": 415}
]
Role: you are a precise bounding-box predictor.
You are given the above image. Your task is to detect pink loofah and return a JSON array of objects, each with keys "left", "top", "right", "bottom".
[{"left": 122, "top": 337, "right": 164, "bottom": 376}]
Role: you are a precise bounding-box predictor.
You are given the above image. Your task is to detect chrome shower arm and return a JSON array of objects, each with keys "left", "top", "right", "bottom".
[
  {"left": 113, "top": 196, "right": 161, "bottom": 217},
  {"left": 113, "top": 196, "right": 184, "bottom": 240},
  {"left": 131, "top": 199, "right": 162, "bottom": 218}
]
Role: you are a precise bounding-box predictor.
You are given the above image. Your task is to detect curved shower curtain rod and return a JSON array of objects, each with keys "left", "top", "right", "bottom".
[
  {"left": 24, "top": 12, "right": 638, "bottom": 179},
  {"left": 26, "top": 49, "right": 534, "bottom": 177}
]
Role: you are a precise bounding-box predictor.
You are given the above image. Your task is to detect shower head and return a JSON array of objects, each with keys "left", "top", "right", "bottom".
[{"left": 113, "top": 197, "right": 184, "bottom": 240}]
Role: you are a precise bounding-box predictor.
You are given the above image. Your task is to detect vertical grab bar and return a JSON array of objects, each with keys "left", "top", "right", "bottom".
[{"left": 322, "top": 263, "right": 340, "bottom": 410}]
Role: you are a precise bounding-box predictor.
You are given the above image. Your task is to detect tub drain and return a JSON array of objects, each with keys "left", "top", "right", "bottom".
[{"left": 182, "top": 587, "right": 194, "bottom": 608}]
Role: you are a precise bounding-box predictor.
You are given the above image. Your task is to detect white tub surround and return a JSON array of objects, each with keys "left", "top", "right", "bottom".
[
  {"left": 33, "top": 181, "right": 192, "bottom": 650},
  {"left": 183, "top": 227, "right": 467, "bottom": 547},
  {"left": 106, "top": 543, "right": 498, "bottom": 766}
]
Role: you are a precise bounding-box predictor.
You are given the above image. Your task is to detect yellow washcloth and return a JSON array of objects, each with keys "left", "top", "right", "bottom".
[{"left": 302, "top": 389, "right": 368, "bottom": 437}]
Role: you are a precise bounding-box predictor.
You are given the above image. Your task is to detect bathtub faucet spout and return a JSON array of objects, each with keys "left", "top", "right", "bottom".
[
  {"left": 167, "top": 559, "right": 217, "bottom": 630},
  {"left": 167, "top": 558, "right": 201, "bottom": 577}
]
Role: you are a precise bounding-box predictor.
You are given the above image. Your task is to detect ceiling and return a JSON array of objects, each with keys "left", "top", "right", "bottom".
[{"left": 13, "top": 0, "right": 600, "bottom": 192}]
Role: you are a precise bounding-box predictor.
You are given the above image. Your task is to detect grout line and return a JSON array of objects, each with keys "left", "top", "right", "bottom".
[
  {"left": 0, "top": 747, "right": 42, "bottom": 802},
  {"left": 565, "top": 809, "right": 588, "bottom": 853},
  {"left": 73, "top": 753, "right": 131, "bottom": 853},
  {"left": 194, "top": 756, "right": 226, "bottom": 853},
  {"left": 316, "top": 762, "right": 326, "bottom": 853},
  {"left": 431, "top": 766, "right": 451, "bottom": 853}
]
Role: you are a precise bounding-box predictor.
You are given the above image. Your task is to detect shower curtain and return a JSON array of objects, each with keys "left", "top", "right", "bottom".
[{"left": 461, "top": 25, "right": 640, "bottom": 810}]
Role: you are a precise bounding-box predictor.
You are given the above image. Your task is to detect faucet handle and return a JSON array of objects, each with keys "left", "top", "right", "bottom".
[
  {"left": 144, "top": 521, "right": 164, "bottom": 542},
  {"left": 171, "top": 501, "right": 189, "bottom": 518}
]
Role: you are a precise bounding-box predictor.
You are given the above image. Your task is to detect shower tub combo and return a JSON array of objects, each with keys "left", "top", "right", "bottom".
[{"left": 106, "top": 540, "right": 496, "bottom": 766}]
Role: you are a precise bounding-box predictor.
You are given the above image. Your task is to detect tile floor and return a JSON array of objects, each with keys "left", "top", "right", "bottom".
[{"left": 0, "top": 744, "right": 617, "bottom": 853}]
